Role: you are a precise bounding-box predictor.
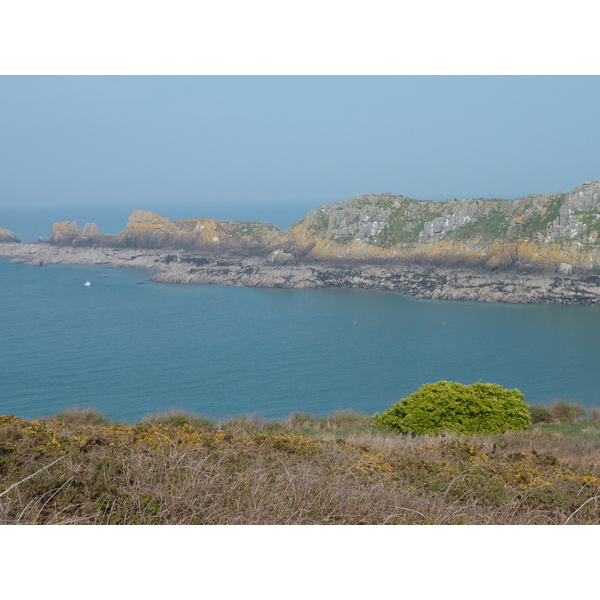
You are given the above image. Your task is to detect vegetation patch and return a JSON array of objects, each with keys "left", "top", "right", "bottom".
[
  {"left": 529, "top": 400, "right": 589, "bottom": 425},
  {"left": 380, "top": 203, "right": 446, "bottom": 246},
  {"left": 224, "top": 221, "right": 275, "bottom": 243},
  {"left": 515, "top": 193, "right": 566, "bottom": 239},
  {"left": 373, "top": 381, "right": 532, "bottom": 435},
  {"left": 1, "top": 405, "right": 599, "bottom": 524},
  {"left": 531, "top": 421, "right": 600, "bottom": 442},
  {"left": 450, "top": 206, "right": 511, "bottom": 242},
  {"left": 577, "top": 211, "right": 600, "bottom": 244},
  {"left": 304, "top": 208, "right": 334, "bottom": 235}
]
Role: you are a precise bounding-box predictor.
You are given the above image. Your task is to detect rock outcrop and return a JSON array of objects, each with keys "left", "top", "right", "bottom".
[
  {"left": 120, "top": 210, "right": 281, "bottom": 252},
  {"left": 47, "top": 221, "right": 120, "bottom": 247},
  {"left": 286, "top": 181, "right": 600, "bottom": 271},
  {"left": 0, "top": 228, "right": 20, "bottom": 243}
]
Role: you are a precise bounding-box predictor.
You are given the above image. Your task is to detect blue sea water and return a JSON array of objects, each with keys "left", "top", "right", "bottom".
[{"left": 1, "top": 256, "right": 599, "bottom": 423}]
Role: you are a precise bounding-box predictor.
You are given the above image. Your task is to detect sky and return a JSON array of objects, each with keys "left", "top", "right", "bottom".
[{"left": 2, "top": 75, "right": 600, "bottom": 236}]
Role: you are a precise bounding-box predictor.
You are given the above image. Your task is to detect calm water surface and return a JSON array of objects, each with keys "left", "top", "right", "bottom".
[{"left": 1, "top": 258, "right": 599, "bottom": 422}]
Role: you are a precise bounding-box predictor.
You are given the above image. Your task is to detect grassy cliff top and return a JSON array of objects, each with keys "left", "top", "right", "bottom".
[{"left": 1, "top": 408, "right": 599, "bottom": 525}]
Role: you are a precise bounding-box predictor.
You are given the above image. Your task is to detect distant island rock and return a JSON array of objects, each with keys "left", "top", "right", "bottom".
[
  {"left": 4, "top": 180, "right": 600, "bottom": 305},
  {"left": 0, "top": 228, "right": 20, "bottom": 243}
]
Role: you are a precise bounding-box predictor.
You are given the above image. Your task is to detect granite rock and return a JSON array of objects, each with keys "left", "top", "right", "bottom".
[{"left": 0, "top": 228, "right": 20, "bottom": 243}]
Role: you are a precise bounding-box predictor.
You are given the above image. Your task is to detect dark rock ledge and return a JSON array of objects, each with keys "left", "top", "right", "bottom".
[{"left": 1, "top": 243, "right": 600, "bottom": 305}]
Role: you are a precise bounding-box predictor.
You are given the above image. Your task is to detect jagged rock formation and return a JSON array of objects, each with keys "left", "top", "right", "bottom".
[
  {"left": 0, "top": 228, "right": 20, "bottom": 243},
  {"left": 46, "top": 221, "right": 120, "bottom": 247}
]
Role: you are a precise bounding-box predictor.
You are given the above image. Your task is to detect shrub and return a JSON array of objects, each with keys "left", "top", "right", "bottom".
[
  {"left": 283, "top": 412, "right": 313, "bottom": 428},
  {"left": 529, "top": 404, "right": 553, "bottom": 424},
  {"left": 143, "top": 410, "right": 215, "bottom": 429},
  {"left": 52, "top": 407, "right": 112, "bottom": 426},
  {"left": 550, "top": 400, "right": 587, "bottom": 424},
  {"left": 373, "top": 381, "right": 531, "bottom": 435},
  {"left": 589, "top": 409, "right": 600, "bottom": 423}
]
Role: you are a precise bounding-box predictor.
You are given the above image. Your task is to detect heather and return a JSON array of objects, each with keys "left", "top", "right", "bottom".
[{"left": 1, "top": 408, "right": 599, "bottom": 525}]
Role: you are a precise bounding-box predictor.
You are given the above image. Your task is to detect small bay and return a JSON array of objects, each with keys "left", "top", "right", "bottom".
[{"left": 1, "top": 258, "right": 599, "bottom": 423}]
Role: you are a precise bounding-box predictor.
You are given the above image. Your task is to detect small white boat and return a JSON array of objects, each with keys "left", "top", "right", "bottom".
[{"left": 84, "top": 281, "right": 91, "bottom": 286}]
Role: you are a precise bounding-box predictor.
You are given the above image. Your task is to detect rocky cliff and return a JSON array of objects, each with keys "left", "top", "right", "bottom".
[
  {"left": 41, "top": 180, "right": 600, "bottom": 274},
  {"left": 286, "top": 181, "right": 600, "bottom": 271}
]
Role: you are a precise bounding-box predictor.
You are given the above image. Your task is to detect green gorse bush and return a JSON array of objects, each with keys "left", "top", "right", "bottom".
[
  {"left": 373, "top": 381, "right": 532, "bottom": 435},
  {"left": 529, "top": 404, "right": 554, "bottom": 424}
]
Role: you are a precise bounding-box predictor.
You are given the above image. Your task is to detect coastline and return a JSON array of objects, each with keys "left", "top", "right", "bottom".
[{"left": 2, "top": 242, "right": 600, "bottom": 305}]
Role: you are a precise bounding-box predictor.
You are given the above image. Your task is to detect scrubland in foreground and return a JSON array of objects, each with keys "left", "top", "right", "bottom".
[{"left": 1, "top": 409, "right": 599, "bottom": 525}]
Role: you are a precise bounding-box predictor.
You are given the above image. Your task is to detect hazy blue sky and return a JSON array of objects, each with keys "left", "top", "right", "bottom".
[{"left": 2, "top": 76, "right": 600, "bottom": 230}]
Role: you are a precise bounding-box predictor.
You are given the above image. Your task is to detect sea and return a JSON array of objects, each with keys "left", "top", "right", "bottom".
[{"left": 1, "top": 205, "right": 600, "bottom": 423}]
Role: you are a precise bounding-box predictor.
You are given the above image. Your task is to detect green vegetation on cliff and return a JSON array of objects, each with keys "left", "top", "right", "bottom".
[
  {"left": 449, "top": 204, "right": 511, "bottom": 242},
  {"left": 380, "top": 202, "right": 446, "bottom": 246}
]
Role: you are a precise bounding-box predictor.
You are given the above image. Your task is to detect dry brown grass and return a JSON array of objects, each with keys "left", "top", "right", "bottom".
[{"left": 1, "top": 412, "right": 599, "bottom": 525}]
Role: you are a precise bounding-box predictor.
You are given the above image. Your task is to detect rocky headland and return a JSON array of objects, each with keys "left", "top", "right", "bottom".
[{"left": 4, "top": 180, "right": 600, "bottom": 304}]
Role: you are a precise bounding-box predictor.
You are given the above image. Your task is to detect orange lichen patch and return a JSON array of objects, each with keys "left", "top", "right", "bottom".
[
  {"left": 52, "top": 221, "right": 79, "bottom": 231},
  {"left": 121, "top": 211, "right": 282, "bottom": 249},
  {"left": 125, "top": 211, "right": 179, "bottom": 233},
  {"left": 286, "top": 222, "right": 320, "bottom": 246},
  {"left": 300, "top": 232, "right": 600, "bottom": 269},
  {"left": 49, "top": 221, "right": 81, "bottom": 241}
]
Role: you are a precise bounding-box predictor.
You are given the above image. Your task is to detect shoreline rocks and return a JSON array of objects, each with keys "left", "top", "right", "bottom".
[{"left": 2, "top": 242, "right": 600, "bottom": 305}]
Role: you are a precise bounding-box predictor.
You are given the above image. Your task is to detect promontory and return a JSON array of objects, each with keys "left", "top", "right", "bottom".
[{"left": 3, "top": 180, "right": 600, "bottom": 304}]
